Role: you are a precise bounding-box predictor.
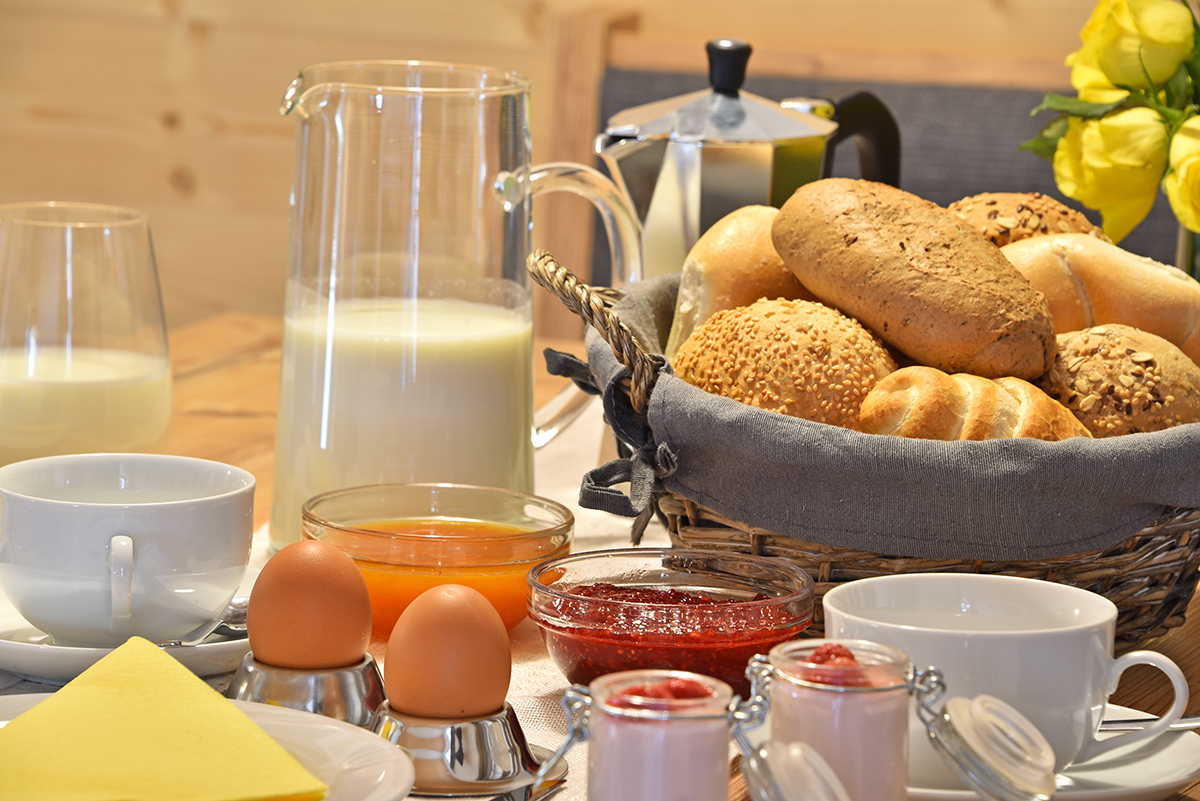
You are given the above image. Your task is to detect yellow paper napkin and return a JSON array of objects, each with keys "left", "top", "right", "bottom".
[{"left": 0, "top": 637, "right": 328, "bottom": 801}]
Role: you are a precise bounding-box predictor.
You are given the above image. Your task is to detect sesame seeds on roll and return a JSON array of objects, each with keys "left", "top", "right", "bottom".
[{"left": 671, "top": 297, "right": 897, "bottom": 431}]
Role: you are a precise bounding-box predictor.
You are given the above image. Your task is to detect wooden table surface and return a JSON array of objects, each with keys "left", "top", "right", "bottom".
[{"left": 168, "top": 312, "right": 1200, "bottom": 800}]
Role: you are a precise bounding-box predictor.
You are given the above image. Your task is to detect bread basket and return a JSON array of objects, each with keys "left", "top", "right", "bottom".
[{"left": 528, "top": 250, "right": 1200, "bottom": 651}]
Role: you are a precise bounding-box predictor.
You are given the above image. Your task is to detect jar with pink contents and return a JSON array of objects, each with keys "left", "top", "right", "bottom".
[{"left": 764, "top": 640, "right": 912, "bottom": 801}]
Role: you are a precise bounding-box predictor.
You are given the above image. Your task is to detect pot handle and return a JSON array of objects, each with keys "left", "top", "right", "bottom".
[{"left": 824, "top": 91, "right": 901, "bottom": 188}]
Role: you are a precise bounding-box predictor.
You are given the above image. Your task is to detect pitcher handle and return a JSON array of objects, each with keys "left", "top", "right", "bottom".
[
  {"left": 505, "top": 162, "right": 643, "bottom": 448},
  {"left": 526, "top": 162, "right": 643, "bottom": 286}
]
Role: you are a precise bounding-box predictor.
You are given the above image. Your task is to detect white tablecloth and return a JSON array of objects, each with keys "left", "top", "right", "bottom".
[{"left": 0, "top": 397, "right": 672, "bottom": 801}]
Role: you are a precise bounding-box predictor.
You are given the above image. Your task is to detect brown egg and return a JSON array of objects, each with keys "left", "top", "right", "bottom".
[
  {"left": 384, "top": 584, "right": 511, "bottom": 719},
  {"left": 247, "top": 540, "right": 372, "bottom": 670}
]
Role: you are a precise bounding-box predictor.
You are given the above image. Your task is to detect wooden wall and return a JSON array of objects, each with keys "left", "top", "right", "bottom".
[{"left": 0, "top": 0, "right": 1096, "bottom": 335}]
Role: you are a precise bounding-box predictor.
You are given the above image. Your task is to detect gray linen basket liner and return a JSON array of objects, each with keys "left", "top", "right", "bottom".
[{"left": 530, "top": 251, "right": 1200, "bottom": 647}]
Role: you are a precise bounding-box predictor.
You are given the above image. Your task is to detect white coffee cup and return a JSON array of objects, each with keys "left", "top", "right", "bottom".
[
  {"left": 823, "top": 573, "right": 1189, "bottom": 790},
  {"left": 0, "top": 453, "right": 255, "bottom": 647}
]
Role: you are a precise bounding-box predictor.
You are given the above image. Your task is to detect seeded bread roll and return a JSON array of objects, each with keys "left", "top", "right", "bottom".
[
  {"left": 1001, "top": 233, "right": 1200, "bottom": 365},
  {"left": 672, "top": 297, "right": 897, "bottom": 430},
  {"left": 948, "top": 192, "right": 1109, "bottom": 247},
  {"left": 1036, "top": 324, "right": 1200, "bottom": 437},
  {"left": 771, "top": 178, "right": 1056, "bottom": 380},
  {"left": 860, "top": 365, "right": 1092, "bottom": 441},
  {"left": 665, "top": 205, "right": 816, "bottom": 359}
]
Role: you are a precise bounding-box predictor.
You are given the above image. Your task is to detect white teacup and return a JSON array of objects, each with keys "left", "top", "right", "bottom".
[
  {"left": 823, "top": 573, "right": 1189, "bottom": 790},
  {"left": 0, "top": 453, "right": 255, "bottom": 647}
]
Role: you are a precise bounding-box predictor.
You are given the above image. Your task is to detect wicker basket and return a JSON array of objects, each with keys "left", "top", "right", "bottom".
[{"left": 527, "top": 250, "right": 1200, "bottom": 652}]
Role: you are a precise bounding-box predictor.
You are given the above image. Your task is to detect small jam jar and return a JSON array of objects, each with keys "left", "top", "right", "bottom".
[
  {"left": 586, "top": 670, "right": 733, "bottom": 801},
  {"left": 764, "top": 640, "right": 912, "bottom": 801},
  {"left": 535, "top": 666, "right": 932, "bottom": 801}
]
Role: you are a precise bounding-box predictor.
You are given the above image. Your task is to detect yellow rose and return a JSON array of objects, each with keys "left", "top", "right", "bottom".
[
  {"left": 1066, "top": 0, "right": 1195, "bottom": 90},
  {"left": 1053, "top": 106, "right": 1169, "bottom": 241},
  {"left": 1165, "top": 117, "right": 1200, "bottom": 232}
]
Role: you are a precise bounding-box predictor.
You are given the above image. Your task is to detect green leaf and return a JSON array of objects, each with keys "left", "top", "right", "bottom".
[
  {"left": 1163, "top": 64, "right": 1191, "bottom": 109},
  {"left": 1188, "top": 14, "right": 1200, "bottom": 106},
  {"left": 1019, "top": 115, "right": 1070, "bottom": 161},
  {"left": 1029, "top": 92, "right": 1128, "bottom": 118}
]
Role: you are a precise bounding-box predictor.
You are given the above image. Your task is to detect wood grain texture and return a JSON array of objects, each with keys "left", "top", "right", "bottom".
[
  {"left": 0, "top": 0, "right": 1095, "bottom": 334},
  {"left": 534, "top": 6, "right": 639, "bottom": 338}
]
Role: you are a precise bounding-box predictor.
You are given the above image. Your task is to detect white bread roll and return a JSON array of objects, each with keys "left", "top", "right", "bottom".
[
  {"left": 859, "top": 365, "right": 1092, "bottom": 441},
  {"left": 672, "top": 297, "right": 896, "bottom": 430},
  {"left": 664, "top": 206, "right": 816, "bottom": 358},
  {"left": 1001, "top": 233, "right": 1200, "bottom": 365}
]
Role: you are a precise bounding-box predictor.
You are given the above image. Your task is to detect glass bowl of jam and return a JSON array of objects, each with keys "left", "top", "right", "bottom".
[
  {"left": 302, "top": 483, "right": 573, "bottom": 639},
  {"left": 527, "top": 548, "right": 813, "bottom": 695}
]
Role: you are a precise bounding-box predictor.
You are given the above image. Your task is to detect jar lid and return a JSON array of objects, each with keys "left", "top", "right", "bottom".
[
  {"left": 922, "top": 693, "right": 1057, "bottom": 801},
  {"left": 741, "top": 741, "right": 851, "bottom": 801}
]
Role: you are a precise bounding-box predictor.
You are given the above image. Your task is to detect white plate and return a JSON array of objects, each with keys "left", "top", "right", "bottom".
[
  {"left": 0, "top": 569, "right": 258, "bottom": 686},
  {"left": 0, "top": 693, "right": 414, "bottom": 801},
  {"left": 908, "top": 705, "right": 1200, "bottom": 801}
]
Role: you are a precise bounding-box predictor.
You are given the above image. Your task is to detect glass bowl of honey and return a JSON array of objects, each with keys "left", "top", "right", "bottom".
[
  {"left": 302, "top": 483, "right": 573, "bottom": 639},
  {"left": 527, "top": 548, "right": 814, "bottom": 696}
]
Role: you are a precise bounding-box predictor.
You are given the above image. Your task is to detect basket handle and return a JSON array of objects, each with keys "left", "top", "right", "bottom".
[{"left": 527, "top": 250, "right": 663, "bottom": 415}]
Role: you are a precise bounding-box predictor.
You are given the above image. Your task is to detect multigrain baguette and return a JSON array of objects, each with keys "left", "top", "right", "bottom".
[
  {"left": 859, "top": 365, "right": 1092, "bottom": 441},
  {"left": 1001, "top": 233, "right": 1200, "bottom": 365},
  {"left": 771, "top": 178, "right": 1056, "bottom": 380}
]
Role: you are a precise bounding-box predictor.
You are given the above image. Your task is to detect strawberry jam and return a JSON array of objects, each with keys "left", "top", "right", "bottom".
[{"left": 535, "top": 581, "right": 811, "bottom": 696}]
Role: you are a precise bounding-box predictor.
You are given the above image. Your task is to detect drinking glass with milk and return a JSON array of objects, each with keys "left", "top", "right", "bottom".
[
  {"left": 0, "top": 202, "right": 172, "bottom": 466},
  {"left": 271, "top": 61, "right": 641, "bottom": 550}
]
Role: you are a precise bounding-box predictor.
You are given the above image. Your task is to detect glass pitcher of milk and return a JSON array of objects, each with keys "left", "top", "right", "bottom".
[{"left": 271, "top": 61, "right": 641, "bottom": 550}]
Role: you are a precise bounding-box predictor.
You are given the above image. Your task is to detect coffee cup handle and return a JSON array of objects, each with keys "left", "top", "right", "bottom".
[
  {"left": 1077, "top": 650, "right": 1190, "bottom": 763},
  {"left": 108, "top": 535, "right": 134, "bottom": 640}
]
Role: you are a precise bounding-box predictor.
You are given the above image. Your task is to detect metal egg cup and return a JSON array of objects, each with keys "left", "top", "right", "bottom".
[
  {"left": 226, "top": 650, "right": 565, "bottom": 796},
  {"left": 224, "top": 652, "right": 386, "bottom": 728},
  {"left": 372, "top": 700, "right": 567, "bottom": 796}
]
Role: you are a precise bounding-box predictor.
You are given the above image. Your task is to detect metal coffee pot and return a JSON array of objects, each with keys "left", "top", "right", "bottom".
[{"left": 596, "top": 39, "right": 901, "bottom": 277}]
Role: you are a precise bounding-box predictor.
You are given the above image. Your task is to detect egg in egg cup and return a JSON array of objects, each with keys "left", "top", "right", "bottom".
[{"left": 371, "top": 584, "right": 567, "bottom": 795}]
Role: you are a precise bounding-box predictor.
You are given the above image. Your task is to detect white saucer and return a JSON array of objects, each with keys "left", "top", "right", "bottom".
[
  {"left": 0, "top": 694, "right": 414, "bottom": 801},
  {"left": 908, "top": 705, "right": 1200, "bottom": 801},
  {"left": 0, "top": 569, "right": 258, "bottom": 686}
]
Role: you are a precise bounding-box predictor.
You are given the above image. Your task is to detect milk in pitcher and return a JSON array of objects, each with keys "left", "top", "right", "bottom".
[{"left": 270, "top": 288, "right": 534, "bottom": 551}]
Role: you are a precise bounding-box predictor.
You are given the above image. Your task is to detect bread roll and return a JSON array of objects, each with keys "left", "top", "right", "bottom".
[
  {"left": 1001, "top": 233, "right": 1200, "bottom": 365},
  {"left": 665, "top": 206, "right": 816, "bottom": 358},
  {"left": 860, "top": 365, "right": 1092, "bottom": 440},
  {"left": 771, "top": 178, "right": 1056, "bottom": 380},
  {"left": 1036, "top": 324, "right": 1200, "bottom": 437},
  {"left": 672, "top": 297, "right": 896, "bottom": 430},
  {"left": 948, "top": 192, "right": 1109, "bottom": 247}
]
